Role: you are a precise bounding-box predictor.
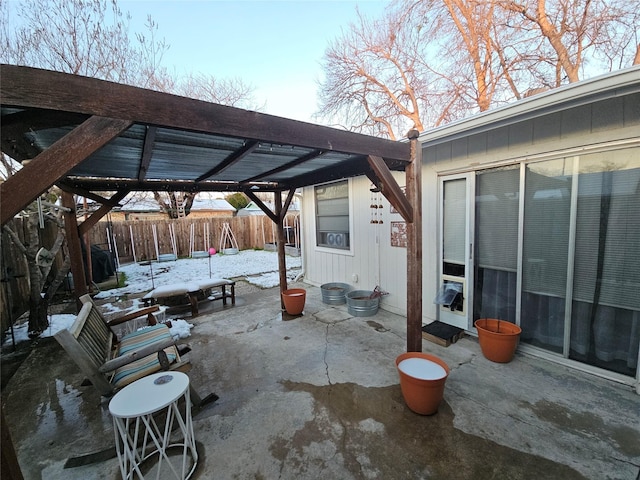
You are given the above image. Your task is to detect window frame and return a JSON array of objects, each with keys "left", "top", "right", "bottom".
[{"left": 313, "top": 179, "right": 354, "bottom": 255}]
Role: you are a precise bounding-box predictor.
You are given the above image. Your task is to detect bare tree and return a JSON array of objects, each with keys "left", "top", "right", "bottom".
[
  {"left": 179, "top": 72, "right": 262, "bottom": 110},
  {"left": 318, "top": 9, "right": 428, "bottom": 139},
  {"left": 2, "top": 0, "right": 161, "bottom": 83},
  {"left": 1, "top": 155, "right": 70, "bottom": 335},
  {"left": 404, "top": 0, "right": 531, "bottom": 110},
  {"left": 317, "top": 2, "right": 526, "bottom": 138},
  {"left": 318, "top": 0, "right": 640, "bottom": 139},
  {"left": 503, "top": 0, "right": 640, "bottom": 84},
  {"left": 2, "top": 0, "right": 261, "bottom": 212},
  {"left": 1, "top": 0, "right": 171, "bottom": 335},
  {"left": 0, "top": 0, "right": 258, "bottom": 334}
]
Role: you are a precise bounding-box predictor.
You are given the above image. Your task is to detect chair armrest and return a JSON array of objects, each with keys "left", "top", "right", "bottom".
[
  {"left": 107, "top": 305, "right": 160, "bottom": 327},
  {"left": 98, "top": 337, "right": 176, "bottom": 373}
]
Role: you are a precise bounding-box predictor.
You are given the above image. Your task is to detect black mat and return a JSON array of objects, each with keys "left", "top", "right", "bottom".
[{"left": 421, "top": 321, "right": 463, "bottom": 340}]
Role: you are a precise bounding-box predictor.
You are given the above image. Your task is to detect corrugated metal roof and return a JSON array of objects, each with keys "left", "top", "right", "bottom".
[{"left": 1, "top": 65, "right": 412, "bottom": 203}]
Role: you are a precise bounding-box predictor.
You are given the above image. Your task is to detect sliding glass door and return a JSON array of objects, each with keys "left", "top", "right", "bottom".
[
  {"left": 569, "top": 151, "right": 640, "bottom": 376},
  {"left": 438, "top": 147, "right": 639, "bottom": 380},
  {"left": 520, "top": 159, "right": 574, "bottom": 354},
  {"left": 473, "top": 166, "right": 520, "bottom": 324}
]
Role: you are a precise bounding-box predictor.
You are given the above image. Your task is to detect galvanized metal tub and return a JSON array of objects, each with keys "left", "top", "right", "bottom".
[
  {"left": 346, "top": 290, "right": 380, "bottom": 317},
  {"left": 320, "top": 283, "right": 352, "bottom": 305}
]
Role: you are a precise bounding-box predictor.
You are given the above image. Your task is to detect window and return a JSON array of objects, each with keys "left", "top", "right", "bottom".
[{"left": 315, "top": 180, "right": 350, "bottom": 250}]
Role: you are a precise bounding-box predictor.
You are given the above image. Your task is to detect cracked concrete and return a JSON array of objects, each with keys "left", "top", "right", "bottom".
[{"left": 2, "top": 282, "right": 640, "bottom": 479}]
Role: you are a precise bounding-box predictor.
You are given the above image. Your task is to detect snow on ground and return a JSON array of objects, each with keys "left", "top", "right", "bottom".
[
  {"left": 95, "top": 249, "right": 301, "bottom": 299},
  {"left": 3, "top": 250, "right": 301, "bottom": 347}
]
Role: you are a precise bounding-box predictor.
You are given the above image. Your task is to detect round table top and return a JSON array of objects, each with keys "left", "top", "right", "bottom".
[{"left": 109, "top": 371, "right": 189, "bottom": 418}]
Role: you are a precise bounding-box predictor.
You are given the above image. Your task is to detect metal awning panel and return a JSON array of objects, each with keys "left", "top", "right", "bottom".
[
  {"left": 265, "top": 151, "right": 361, "bottom": 182},
  {"left": 1, "top": 64, "right": 412, "bottom": 196},
  {"left": 68, "top": 125, "right": 145, "bottom": 178},
  {"left": 216, "top": 144, "right": 317, "bottom": 182}
]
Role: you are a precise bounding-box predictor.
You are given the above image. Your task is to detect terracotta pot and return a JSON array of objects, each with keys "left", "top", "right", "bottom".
[
  {"left": 281, "top": 288, "right": 306, "bottom": 315},
  {"left": 395, "top": 352, "right": 449, "bottom": 415},
  {"left": 475, "top": 318, "right": 522, "bottom": 363}
]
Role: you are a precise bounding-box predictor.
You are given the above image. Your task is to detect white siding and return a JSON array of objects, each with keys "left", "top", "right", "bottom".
[
  {"left": 301, "top": 79, "right": 639, "bottom": 323},
  {"left": 420, "top": 92, "right": 640, "bottom": 325},
  {"left": 302, "top": 176, "right": 408, "bottom": 314}
]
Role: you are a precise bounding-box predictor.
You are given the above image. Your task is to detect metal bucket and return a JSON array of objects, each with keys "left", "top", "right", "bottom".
[
  {"left": 321, "top": 283, "right": 352, "bottom": 305},
  {"left": 346, "top": 290, "right": 380, "bottom": 317}
]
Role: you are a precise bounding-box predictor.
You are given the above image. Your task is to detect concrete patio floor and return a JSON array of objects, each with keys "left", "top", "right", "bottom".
[{"left": 2, "top": 281, "right": 640, "bottom": 480}]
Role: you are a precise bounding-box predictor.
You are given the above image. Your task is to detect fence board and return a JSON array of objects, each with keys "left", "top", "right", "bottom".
[
  {"left": 2, "top": 213, "right": 300, "bottom": 338},
  {"left": 87, "top": 215, "right": 299, "bottom": 264}
]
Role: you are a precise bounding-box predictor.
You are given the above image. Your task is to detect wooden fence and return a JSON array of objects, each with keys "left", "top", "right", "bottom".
[
  {"left": 1, "top": 214, "right": 300, "bottom": 339},
  {"left": 1, "top": 217, "right": 60, "bottom": 336},
  {"left": 88, "top": 214, "right": 300, "bottom": 264}
]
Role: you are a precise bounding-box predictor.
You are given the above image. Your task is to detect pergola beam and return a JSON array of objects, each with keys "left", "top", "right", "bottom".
[
  {"left": 78, "top": 191, "right": 130, "bottom": 236},
  {"left": 1, "top": 65, "right": 411, "bottom": 164},
  {"left": 0, "top": 115, "right": 132, "bottom": 226},
  {"left": 138, "top": 126, "right": 157, "bottom": 182},
  {"left": 244, "top": 191, "right": 277, "bottom": 223}
]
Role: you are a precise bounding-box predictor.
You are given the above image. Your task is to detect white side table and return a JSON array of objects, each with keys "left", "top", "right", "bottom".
[{"left": 109, "top": 371, "right": 197, "bottom": 479}]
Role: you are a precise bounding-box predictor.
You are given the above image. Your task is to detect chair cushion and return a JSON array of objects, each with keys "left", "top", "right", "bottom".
[{"left": 111, "top": 324, "right": 178, "bottom": 389}]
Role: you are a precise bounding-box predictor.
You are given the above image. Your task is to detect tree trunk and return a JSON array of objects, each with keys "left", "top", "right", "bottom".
[{"left": 25, "top": 214, "right": 48, "bottom": 335}]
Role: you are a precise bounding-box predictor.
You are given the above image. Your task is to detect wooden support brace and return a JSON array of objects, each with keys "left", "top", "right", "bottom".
[
  {"left": 367, "top": 155, "right": 413, "bottom": 223},
  {"left": 0, "top": 115, "right": 132, "bottom": 226}
]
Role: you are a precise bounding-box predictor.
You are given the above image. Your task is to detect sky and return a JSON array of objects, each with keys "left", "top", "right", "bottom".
[{"left": 120, "top": 0, "right": 389, "bottom": 123}]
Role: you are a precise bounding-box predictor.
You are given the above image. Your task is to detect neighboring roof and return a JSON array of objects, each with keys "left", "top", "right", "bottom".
[
  {"left": 115, "top": 192, "right": 235, "bottom": 212},
  {"left": 419, "top": 65, "right": 640, "bottom": 146},
  {"left": 237, "top": 200, "right": 299, "bottom": 216},
  {"left": 190, "top": 195, "right": 235, "bottom": 211},
  {"left": 1, "top": 65, "right": 411, "bottom": 199}
]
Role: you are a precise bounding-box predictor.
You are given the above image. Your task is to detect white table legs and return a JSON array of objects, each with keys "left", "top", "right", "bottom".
[{"left": 112, "top": 388, "right": 197, "bottom": 480}]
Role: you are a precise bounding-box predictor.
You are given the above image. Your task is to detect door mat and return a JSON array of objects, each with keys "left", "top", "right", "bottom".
[{"left": 421, "top": 321, "right": 464, "bottom": 347}]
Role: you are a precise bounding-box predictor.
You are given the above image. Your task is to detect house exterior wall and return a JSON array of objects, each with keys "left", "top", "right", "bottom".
[
  {"left": 302, "top": 173, "right": 408, "bottom": 314},
  {"left": 421, "top": 91, "right": 640, "bottom": 323},
  {"left": 303, "top": 72, "right": 639, "bottom": 320},
  {"left": 301, "top": 67, "right": 639, "bottom": 387}
]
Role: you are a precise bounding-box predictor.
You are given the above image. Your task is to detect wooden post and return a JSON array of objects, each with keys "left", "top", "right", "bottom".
[
  {"left": 1, "top": 405, "right": 24, "bottom": 480},
  {"left": 406, "top": 129, "right": 423, "bottom": 352},
  {"left": 274, "top": 192, "right": 288, "bottom": 309},
  {"left": 61, "top": 192, "right": 88, "bottom": 308}
]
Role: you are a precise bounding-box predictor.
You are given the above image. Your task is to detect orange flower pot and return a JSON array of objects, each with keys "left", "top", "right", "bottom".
[
  {"left": 281, "top": 288, "right": 306, "bottom": 315},
  {"left": 475, "top": 318, "right": 522, "bottom": 363},
  {"left": 395, "top": 352, "right": 449, "bottom": 415}
]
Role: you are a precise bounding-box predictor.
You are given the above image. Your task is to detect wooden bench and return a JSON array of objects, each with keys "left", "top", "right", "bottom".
[
  {"left": 143, "top": 279, "right": 236, "bottom": 317},
  {"left": 54, "top": 294, "right": 216, "bottom": 406}
]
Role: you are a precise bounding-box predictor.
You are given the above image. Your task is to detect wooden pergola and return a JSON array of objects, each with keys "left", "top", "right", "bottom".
[{"left": 0, "top": 64, "right": 423, "bottom": 352}]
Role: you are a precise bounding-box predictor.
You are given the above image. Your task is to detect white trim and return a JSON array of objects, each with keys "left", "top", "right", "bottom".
[{"left": 312, "top": 178, "right": 355, "bottom": 257}]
